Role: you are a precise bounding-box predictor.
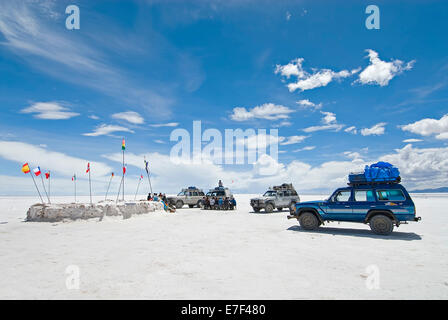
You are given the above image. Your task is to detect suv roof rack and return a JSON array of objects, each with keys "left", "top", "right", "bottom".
[
  {"left": 347, "top": 176, "right": 401, "bottom": 187},
  {"left": 272, "top": 183, "right": 295, "bottom": 191}
]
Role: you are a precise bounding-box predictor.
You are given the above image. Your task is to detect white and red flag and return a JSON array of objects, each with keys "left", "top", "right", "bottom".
[
  {"left": 33, "top": 167, "right": 41, "bottom": 176},
  {"left": 86, "top": 162, "right": 90, "bottom": 173}
]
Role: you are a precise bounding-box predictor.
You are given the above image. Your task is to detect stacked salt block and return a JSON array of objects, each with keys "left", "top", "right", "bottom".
[{"left": 26, "top": 201, "right": 164, "bottom": 222}]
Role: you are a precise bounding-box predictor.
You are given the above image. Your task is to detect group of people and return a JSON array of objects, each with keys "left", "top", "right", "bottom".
[
  {"left": 147, "top": 192, "right": 176, "bottom": 212},
  {"left": 147, "top": 192, "right": 167, "bottom": 203},
  {"left": 202, "top": 196, "right": 236, "bottom": 210}
]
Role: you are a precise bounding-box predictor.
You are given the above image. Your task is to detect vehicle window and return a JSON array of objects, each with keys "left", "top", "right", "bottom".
[
  {"left": 376, "top": 189, "right": 406, "bottom": 201},
  {"left": 334, "top": 190, "right": 351, "bottom": 202},
  {"left": 199, "top": 192, "right": 204, "bottom": 196},
  {"left": 354, "top": 190, "right": 375, "bottom": 202},
  {"left": 291, "top": 190, "right": 298, "bottom": 196},
  {"left": 263, "top": 191, "right": 277, "bottom": 197},
  {"left": 177, "top": 191, "right": 185, "bottom": 196},
  {"left": 193, "top": 192, "right": 198, "bottom": 196},
  {"left": 217, "top": 191, "right": 225, "bottom": 196},
  {"left": 283, "top": 191, "right": 290, "bottom": 196}
]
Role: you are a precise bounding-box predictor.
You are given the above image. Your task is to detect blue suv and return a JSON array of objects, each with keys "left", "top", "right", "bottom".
[{"left": 288, "top": 183, "right": 421, "bottom": 235}]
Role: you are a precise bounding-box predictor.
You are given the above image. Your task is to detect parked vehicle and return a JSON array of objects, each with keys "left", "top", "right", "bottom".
[
  {"left": 167, "top": 187, "right": 205, "bottom": 209},
  {"left": 251, "top": 183, "right": 300, "bottom": 213},
  {"left": 288, "top": 182, "right": 421, "bottom": 235},
  {"left": 206, "top": 186, "right": 234, "bottom": 200}
]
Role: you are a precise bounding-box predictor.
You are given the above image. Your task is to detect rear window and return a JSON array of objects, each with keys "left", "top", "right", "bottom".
[
  {"left": 354, "top": 190, "right": 375, "bottom": 202},
  {"left": 376, "top": 189, "right": 406, "bottom": 201}
]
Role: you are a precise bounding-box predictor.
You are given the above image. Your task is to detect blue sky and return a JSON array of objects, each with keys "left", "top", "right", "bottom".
[{"left": 0, "top": 0, "right": 447, "bottom": 196}]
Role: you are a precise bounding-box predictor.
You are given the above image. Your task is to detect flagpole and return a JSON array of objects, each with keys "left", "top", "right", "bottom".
[
  {"left": 122, "top": 141, "right": 125, "bottom": 201},
  {"left": 40, "top": 172, "right": 50, "bottom": 204},
  {"left": 48, "top": 171, "right": 51, "bottom": 203},
  {"left": 105, "top": 174, "right": 113, "bottom": 201},
  {"left": 88, "top": 166, "right": 92, "bottom": 205},
  {"left": 116, "top": 175, "right": 123, "bottom": 203},
  {"left": 30, "top": 171, "right": 44, "bottom": 203},
  {"left": 144, "top": 158, "right": 153, "bottom": 195},
  {"left": 74, "top": 175, "right": 77, "bottom": 203},
  {"left": 134, "top": 176, "right": 142, "bottom": 201}
]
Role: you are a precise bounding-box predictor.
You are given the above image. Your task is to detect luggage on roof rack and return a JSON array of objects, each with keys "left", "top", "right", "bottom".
[{"left": 348, "top": 162, "right": 401, "bottom": 186}]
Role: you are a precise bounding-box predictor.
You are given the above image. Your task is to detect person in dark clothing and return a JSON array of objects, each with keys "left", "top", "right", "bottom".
[
  {"left": 230, "top": 198, "right": 236, "bottom": 210},
  {"left": 224, "top": 197, "right": 230, "bottom": 210}
]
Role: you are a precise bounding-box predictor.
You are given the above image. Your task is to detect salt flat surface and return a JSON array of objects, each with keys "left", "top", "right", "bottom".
[{"left": 0, "top": 194, "right": 447, "bottom": 299}]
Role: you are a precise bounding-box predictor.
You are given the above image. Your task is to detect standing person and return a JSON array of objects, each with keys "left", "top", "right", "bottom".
[
  {"left": 218, "top": 197, "right": 223, "bottom": 210},
  {"left": 209, "top": 197, "right": 215, "bottom": 210},
  {"left": 224, "top": 197, "right": 229, "bottom": 210},
  {"left": 218, "top": 180, "right": 223, "bottom": 187},
  {"left": 162, "top": 193, "right": 167, "bottom": 203},
  {"left": 230, "top": 198, "right": 237, "bottom": 210}
]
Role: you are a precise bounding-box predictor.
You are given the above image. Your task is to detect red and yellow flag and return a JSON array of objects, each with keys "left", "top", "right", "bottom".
[
  {"left": 21, "top": 163, "right": 30, "bottom": 174},
  {"left": 122, "top": 138, "right": 126, "bottom": 151}
]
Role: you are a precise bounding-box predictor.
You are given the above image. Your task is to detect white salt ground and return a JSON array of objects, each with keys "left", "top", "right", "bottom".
[{"left": 0, "top": 193, "right": 447, "bottom": 299}]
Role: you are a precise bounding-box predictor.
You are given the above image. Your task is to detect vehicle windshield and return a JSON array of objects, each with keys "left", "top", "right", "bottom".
[
  {"left": 177, "top": 191, "right": 185, "bottom": 196},
  {"left": 263, "top": 190, "right": 277, "bottom": 197}
]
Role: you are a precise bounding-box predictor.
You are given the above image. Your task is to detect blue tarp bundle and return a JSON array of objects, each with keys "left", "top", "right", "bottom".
[{"left": 349, "top": 162, "right": 400, "bottom": 184}]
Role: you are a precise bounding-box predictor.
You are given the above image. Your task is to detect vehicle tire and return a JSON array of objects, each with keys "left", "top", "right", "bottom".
[
  {"left": 265, "top": 203, "right": 274, "bottom": 213},
  {"left": 252, "top": 207, "right": 260, "bottom": 213},
  {"left": 188, "top": 204, "right": 194, "bottom": 208},
  {"left": 197, "top": 200, "right": 203, "bottom": 208},
  {"left": 277, "top": 208, "right": 283, "bottom": 212},
  {"left": 175, "top": 200, "right": 184, "bottom": 209},
  {"left": 298, "top": 212, "right": 320, "bottom": 231},
  {"left": 369, "top": 215, "right": 394, "bottom": 235},
  {"left": 289, "top": 202, "right": 296, "bottom": 213}
]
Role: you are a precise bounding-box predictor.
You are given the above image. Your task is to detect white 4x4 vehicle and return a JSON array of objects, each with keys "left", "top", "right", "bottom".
[
  {"left": 250, "top": 183, "right": 300, "bottom": 213},
  {"left": 167, "top": 187, "right": 205, "bottom": 208}
]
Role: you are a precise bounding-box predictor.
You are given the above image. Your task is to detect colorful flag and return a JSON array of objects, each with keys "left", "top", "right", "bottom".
[
  {"left": 72, "top": 174, "right": 76, "bottom": 181},
  {"left": 33, "top": 167, "right": 41, "bottom": 176},
  {"left": 86, "top": 162, "right": 90, "bottom": 173},
  {"left": 144, "top": 159, "right": 149, "bottom": 174},
  {"left": 123, "top": 166, "right": 126, "bottom": 175},
  {"left": 21, "top": 163, "right": 30, "bottom": 174},
  {"left": 140, "top": 174, "right": 143, "bottom": 179},
  {"left": 45, "top": 172, "right": 50, "bottom": 179},
  {"left": 122, "top": 138, "right": 126, "bottom": 151},
  {"left": 111, "top": 172, "right": 114, "bottom": 177}
]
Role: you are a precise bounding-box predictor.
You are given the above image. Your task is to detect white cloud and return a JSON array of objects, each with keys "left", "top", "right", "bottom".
[
  {"left": 276, "top": 58, "right": 359, "bottom": 92},
  {"left": 279, "top": 135, "right": 308, "bottom": 145},
  {"left": 20, "top": 102, "right": 79, "bottom": 120},
  {"left": 83, "top": 124, "right": 135, "bottom": 137},
  {"left": 0, "top": 140, "right": 113, "bottom": 178},
  {"left": 344, "top": 126, "right": 358, "bottom": 134},
  {"left": 111, "top": 111, "right": 144, "bottom": 124},
  {"left": 343, "top": 151, "right": 363, "bottom": 160},
  {"left": 380, "top": 144, "right": 448, "bottom": 190},
  {"left": 400, "top": 114, "right": 448, "bottom": 139},
  {"left": 357, "top": 49, "right": 415, "bottom": 86},
  {"left": 361, "top": 122, "right": 386, "bottom": 136},
  {"left": 149, "top": 122, "right": 179, "bottom": 128},
  {"left": 89, "top": 115, "right": 100, "bottom": 120},
  {"left": 293, "top": 146, "right": 315, "bottom": 152},
  {"left": 296, "top": 99, "right": 322, "bottom": 110},
  {"left": 303, "top": 111, "right": 344, "bottom": 133},
  {"left": 154, "top": 139, "right": 165, "bottom": 144},
  {"left": 285, "top": 11, "right": 291, "bottom": 21},
  {"left": 403, "top": 139, "right": 422, "bottom": 143},
  {"left": 230, "top": 103, "right": 295, "bottom": 121}
]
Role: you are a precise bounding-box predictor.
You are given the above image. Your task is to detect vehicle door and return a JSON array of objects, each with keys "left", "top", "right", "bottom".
[
  {"left": 349, "top": 189, "right": 375, "bottom": 221},
  {"left": 280, "top": 190, "right": 291, "bottom": 207},
  {"left": 325, "top": 189, "right": 353, "bottom": 221}
]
